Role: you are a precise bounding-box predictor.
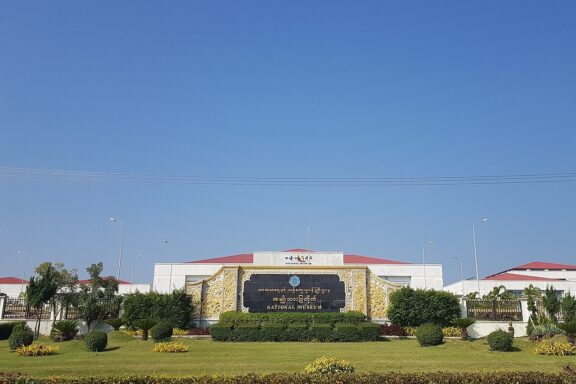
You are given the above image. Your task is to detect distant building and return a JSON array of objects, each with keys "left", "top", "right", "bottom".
[
  {"left": 0, "top": 277, "right": 28, "bottom": 298},
  {"left": 443, "top": 261, "right": 576, "bottom": 298},
  {"left": 153, "top": 249, "right": 443, "bottom": 323},
  {"left": 0, "top": 276, "right": 150, "bottom": 298}
]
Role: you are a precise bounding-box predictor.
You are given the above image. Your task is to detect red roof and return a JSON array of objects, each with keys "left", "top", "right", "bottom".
[
  {"left": 187, "top": 251, "right": 408, "bottom": 265},
  {"left": 344, "top": 254, "right": 409, "bottom": 265},
  {"left": 78, "top": 277, "right": 131, "bottom": 285},
  {"left": 189, "top": 253, "right": 254, "bottom": 264},
  {"left": 0, "top": 277, "right": 28, "bottom": 284},
  {"left": 484, "top": 273, "right": 563, "bottom": 281},
  {"left": 512, "top": 261, "right": 576, "bottom": 271}
]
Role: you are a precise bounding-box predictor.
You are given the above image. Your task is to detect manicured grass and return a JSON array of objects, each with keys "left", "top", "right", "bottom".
[{"left": 1, "top": 332, "right": 575, "bottom": 377}]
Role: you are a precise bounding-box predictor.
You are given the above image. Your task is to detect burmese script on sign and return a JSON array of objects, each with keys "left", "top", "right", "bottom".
[{"left": 243, "top": 274, "right": 345, "bottom": 312}]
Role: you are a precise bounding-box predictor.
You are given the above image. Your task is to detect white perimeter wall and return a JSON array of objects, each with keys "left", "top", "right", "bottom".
[
  {"left": 444, "top": 279, "right": 576, "bottom": 298},
  {"left": 153, "top": 262, "right": 444, "bottom": 292},
  {"left": 0, "top": 284, "right": 26, "bottom": 298}
]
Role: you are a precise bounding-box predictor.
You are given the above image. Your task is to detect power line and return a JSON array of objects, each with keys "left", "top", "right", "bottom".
[{"left": 1, "top": 166, "right": 576, "bottom": 187}]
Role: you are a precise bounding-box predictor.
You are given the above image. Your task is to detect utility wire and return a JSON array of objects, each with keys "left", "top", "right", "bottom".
[{"left": 1, "top": 166, "right": 576, "bottom": 187}]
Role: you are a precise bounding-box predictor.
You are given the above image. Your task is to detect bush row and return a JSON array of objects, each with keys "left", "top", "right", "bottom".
[
  {"left": 388, "top": 287, "right": 461, "bottom": 327},
  {"left": 121, "top": 290, "right": 193, "bottom": 329},
  {"left": 1, "top": 372, "right": 575, "bottom": 384},
  {"left": 218, "top": 311, "right": 366, "bottom": 325},
  {"left": 210, "top": 322, "right": 380, "bottom": 342},
  {"left": 0, "top": 322, "right": 25, "bottom": 340}
]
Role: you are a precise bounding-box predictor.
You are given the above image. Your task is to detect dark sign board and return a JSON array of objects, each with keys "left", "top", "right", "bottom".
[{"left": 243, "top": 274, "right": 345, "bottom": 312}]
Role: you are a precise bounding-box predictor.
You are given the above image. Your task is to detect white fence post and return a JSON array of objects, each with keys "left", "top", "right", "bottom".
[
  {"left": 519, "top": 297, "right": 530, "bottom": 322},
  {"left": 460, "top": 297, "right": 468, "bottom": 318},
  {"left": 0, "top": 295, "right": 6, "bottom": 319}
]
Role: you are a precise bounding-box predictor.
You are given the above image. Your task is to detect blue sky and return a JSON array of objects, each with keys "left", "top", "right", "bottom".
[{"left": 1, "top": 1, "right": 575, "bottom": 285}]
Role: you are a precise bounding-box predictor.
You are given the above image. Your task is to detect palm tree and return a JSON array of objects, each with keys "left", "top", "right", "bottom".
[
  {"left": 135, "top": 318, "right": 157, "bottom": 341},
  {"left": 484, "top": 285, "right": 508, "bottom": 300},
  {"left": 452, "top": 318, "right": 476, "bottom": 340}
]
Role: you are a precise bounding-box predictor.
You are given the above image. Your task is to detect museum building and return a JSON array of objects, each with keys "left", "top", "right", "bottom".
[{"left": 153, "top": 249, "right": 443, "bottom": 323}]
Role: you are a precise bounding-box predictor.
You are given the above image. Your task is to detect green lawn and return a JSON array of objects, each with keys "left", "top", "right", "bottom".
[{"left": 1, "top": 332, "right": 575, "bottom": 377}]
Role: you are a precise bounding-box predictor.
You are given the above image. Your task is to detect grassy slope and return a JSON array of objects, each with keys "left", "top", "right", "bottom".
[{"left": 0, "top": 332, "right": 575, "bottom": 377}]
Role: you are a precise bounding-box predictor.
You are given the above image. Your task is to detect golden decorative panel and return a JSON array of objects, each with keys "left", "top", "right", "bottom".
[
  {"left": 222, "top": 267, "right": 239, "bottom": 312},
  {"left": 187, "top": 266, "right": 400, "bottom": 321},
  {"left": 367, "top": 272, "right": 401, "bottom": 320}
]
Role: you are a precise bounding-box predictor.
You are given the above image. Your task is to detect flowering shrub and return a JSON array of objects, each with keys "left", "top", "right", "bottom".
[
  {"left": 404, "top": 327, "right": 417, "bottom": 336},
  {"left": 15, "top": 344, "right": 59, "bottom": 356},
  {"left": 533, "top": 341, "right": 576, "bottom": 356},
  {"left": 380, "top": 324, "right": 407, "bottom": 336},
  {"left": 121, "top": 328, "right": 143, "bottom": 336},
  {"left": 172, "top": 328, "right": 189, "bottom": 336},
  {"left": 304, "top": 356, "right": 355, "bottom": 375},
  {"left": 189, "top": 328, "right": 210, "bottom": 335},
  {"left": 152, "top": 342, "right": 189, "bottom": 353},
  {"left": 1, "top": 372, "right": 576, "bottom": 383},
  {"left": 442, "top": 327, "right": 461, "bottom": 337}
]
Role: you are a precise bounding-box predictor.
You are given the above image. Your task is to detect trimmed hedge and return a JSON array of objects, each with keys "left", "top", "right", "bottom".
[
  {"left": 85, "top": 331, "right": 108, "bottom": 352},
  {"left": 8, "top": 330, "right": 34, "bottom": 351},
  {"left": 209, "top": 322, "right": 380, "bottom": 342},
  {"left": 150, "top": 321, "right": 173, "bottom": 342},
  {"left": 0, "top": 322, "right": 24, "bottom": 340},
  {"left": 388, "top": 287, "right": 461, "bottom": 327},
  {"left": 1, "top": 372, "right": 576, "bottom": 384},
  {"left": 218, "top": 311, "right": 366, "bottom": 325},
  {"left": 121, "top": 290, "right": 193, "bottom": 329},
  {"left": 309, "top": 324, "right": 332, "bottom": 342},
  {"left": 416, "top": 324, "right": 443, "bottom": 347},
  {"left": 487, "top": 330, "right": 513, "bottom": 351},
  {"left": 357, "top": 322, "right": 381, "bottom": 341}
]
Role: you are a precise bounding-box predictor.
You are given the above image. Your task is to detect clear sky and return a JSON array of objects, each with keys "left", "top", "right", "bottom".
[{"left": 1, "top": 1, "right": 575, "bottom": 286}]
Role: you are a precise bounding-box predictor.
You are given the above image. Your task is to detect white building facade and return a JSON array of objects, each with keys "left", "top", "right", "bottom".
[
  {"left": 443, "top": 261, "right": 576, "bottom": 298},
  {"left": 153, "top": 248, "right": 443, "bottom": 293}
]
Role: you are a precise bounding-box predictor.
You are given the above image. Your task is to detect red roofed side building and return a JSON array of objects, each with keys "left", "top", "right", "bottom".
[
  {"left": 153, "top": 249, "right": 442, "bottom": 293},
  {"left": 443, "top": 260, "right": 576, "bottom": 298},
  {"left": 0, "top": 277, "right": 28, "bottom": 298}
]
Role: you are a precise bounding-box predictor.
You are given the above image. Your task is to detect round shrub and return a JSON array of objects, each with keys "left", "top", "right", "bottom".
[
  {"left": 487, "top": 330, "right": 513, "bottom": 351},
  {"left": 416, "top": 323, "right": 443, "bottom": 347},
  {"left": 106, "top": 318, "right": 124, "bottom": 331},
  {"left": 84, "top": 331, "right": 108, "bottom": 352},
  {"left": 8, "top": 330, "right": 34, "bottom": 351},
  {"left": 304, "top": 356, "right": 355, "bottom": 374},
  {"left": 150, "top": 321, "right": 173, "bottom": 342}
]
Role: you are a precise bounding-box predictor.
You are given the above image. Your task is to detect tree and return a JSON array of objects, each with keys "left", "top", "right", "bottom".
[
  {"left": 483, "top": 285, "right": 514, "bottom": 300},
  {"left": 76, "top": 263, "right": 121, "bottom": 331},
  {"left": 122, "top": 290, "right": 193, "bottom": 329},
  {"left": 542, "top": 285, "right": 561, "bottom": 323},
  {"left": 26, "top": 264, "right": 58, "bottom": 338},
  {"left": 523, "top": 284, "right": 542, "bottom": 335},
  {"left": 34, "top": 262, "right": 78, "bottom": 323},
  {"left": 388, "top": 287, "right": 461, "bottom": 327},
  {"left": 466, "top": 292, "right": 480, "bottom": 300},
  {"left": 561, "top": 293, "right": 576, "bottom": 322}
]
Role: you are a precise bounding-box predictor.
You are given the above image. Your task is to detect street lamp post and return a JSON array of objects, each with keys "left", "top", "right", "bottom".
[
  {"left": 454, "top": 256, "right": 464, "bottom": 298},
  {"left": 473, "top": 218, "right": 488, "bottom": 296},
  {"left": 422, "top": 241, "right": 434, "bottom": 289},
  {"left": 131, "top": 254, "right": 141, "bottom": 293},
  {"left": 163, "top": 240, "right": 173, "bottom": 293},
  {"left": 17, "top": 251, "right": 26, "bottom": 296},
  {"left": 109, "top": 218, "right": 125, "bottom": 281}
]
